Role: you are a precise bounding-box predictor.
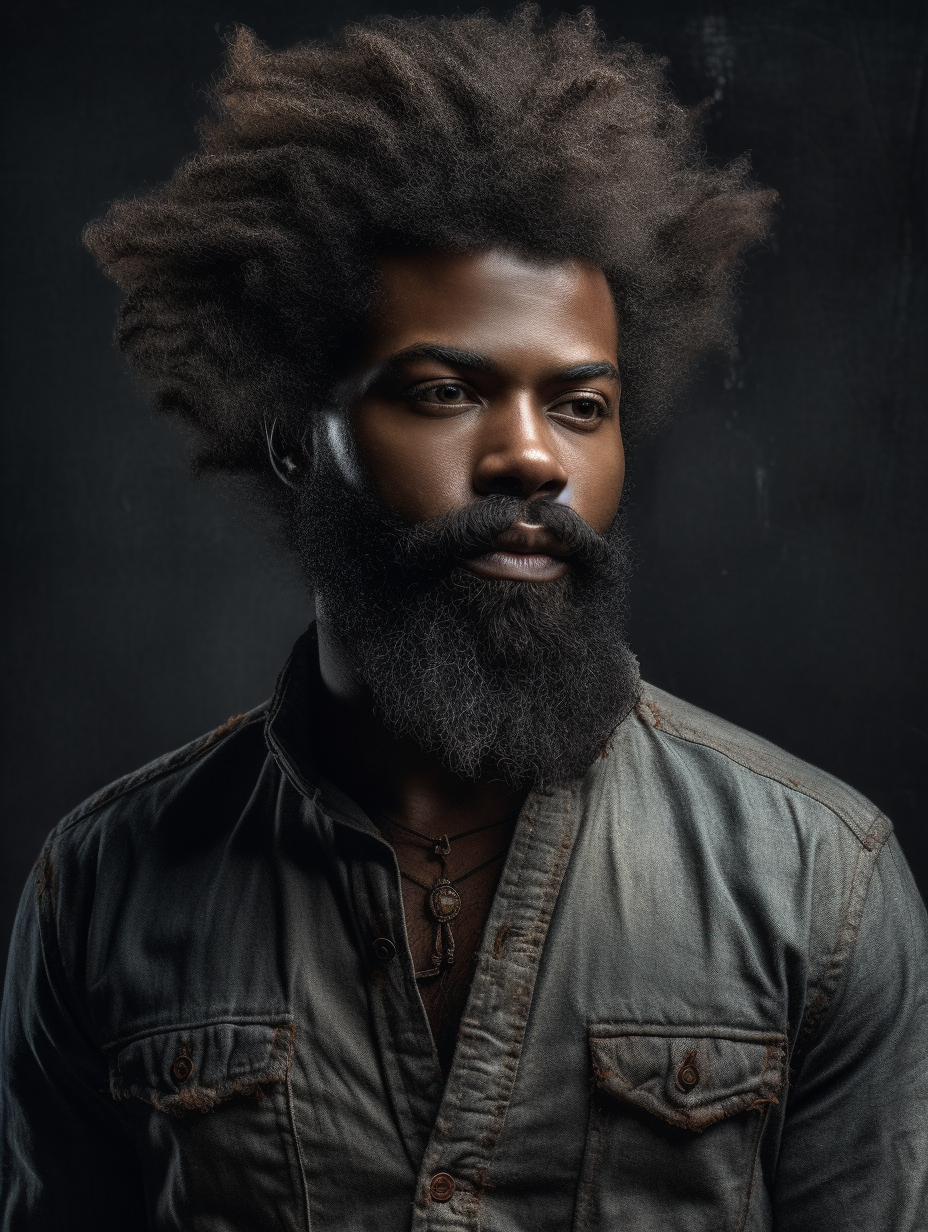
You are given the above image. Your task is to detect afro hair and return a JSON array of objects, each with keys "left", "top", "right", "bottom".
[{"left": 84, "top": 6, "right": 775, "bottom": 489}]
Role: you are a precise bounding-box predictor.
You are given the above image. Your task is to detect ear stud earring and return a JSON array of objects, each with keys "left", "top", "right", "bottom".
[{"left": 264, "top": 417, "right": 304, "bottom": 487}]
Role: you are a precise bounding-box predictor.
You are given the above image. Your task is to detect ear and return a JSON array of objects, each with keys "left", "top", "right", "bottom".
[{"left": 264, "top": 418, "right": 305, "bottom": 489}]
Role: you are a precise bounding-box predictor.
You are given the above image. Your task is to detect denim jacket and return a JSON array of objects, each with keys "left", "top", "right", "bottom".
[{"left": 2, "top": 629, "right": 927, "bottom": 1230}]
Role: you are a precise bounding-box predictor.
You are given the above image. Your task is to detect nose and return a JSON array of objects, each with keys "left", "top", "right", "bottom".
[{"left": 472, "top": 396, "right": 569, "bottom": 502}]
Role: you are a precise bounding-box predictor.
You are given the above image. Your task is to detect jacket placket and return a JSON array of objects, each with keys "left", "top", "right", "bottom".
[{"left": 408, "top": 782, "right": 584, "bottom": 1229}]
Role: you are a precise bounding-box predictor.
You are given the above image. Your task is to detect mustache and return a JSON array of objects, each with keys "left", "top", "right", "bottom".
[{"left": 389, "top": 495, "right": 615, "bottom": 574}]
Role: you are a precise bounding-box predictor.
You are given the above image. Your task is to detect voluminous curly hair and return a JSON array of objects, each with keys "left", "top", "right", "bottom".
[{"left": 84, "top": 7, "right": 774, "bottom": 487}]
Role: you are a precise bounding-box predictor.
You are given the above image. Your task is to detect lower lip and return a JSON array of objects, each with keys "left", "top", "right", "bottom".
[{"left": 462, "top": 552, "right": 569, "bottom": 581}]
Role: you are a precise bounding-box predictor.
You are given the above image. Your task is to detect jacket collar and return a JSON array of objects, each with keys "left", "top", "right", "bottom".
[
  {"left": 264, "top": 624, "right": 389, "bottom": 840},
  {"left": 264, "top": 624, "right": 325, "bottom": 800}
]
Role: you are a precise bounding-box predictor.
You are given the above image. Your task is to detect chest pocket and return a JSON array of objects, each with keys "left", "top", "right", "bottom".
[
  {"left": 107, "top": 1019, "right": 295, "bottom": 1115},
  {"left": 574, "top": 1025, "right": 785, "bottom": 1232},
  {"left": 105, "top": 1019, "right": 308, "bottom": 1232}
]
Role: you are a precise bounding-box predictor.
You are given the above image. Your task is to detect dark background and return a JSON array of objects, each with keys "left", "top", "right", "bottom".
[{"left": 2, "top": 0, "right": 926, "bottom": 975}]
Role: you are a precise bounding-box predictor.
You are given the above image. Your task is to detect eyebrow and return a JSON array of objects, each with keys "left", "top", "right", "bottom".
[
  {"left": 367, "top": 345, "right": 620, "bottom": 388},
  {"left": 551, "top": 361, "right": 621, "bottom": 385},
  {"left": 377, "top": 344, "right": 500, "bottom": 377}
]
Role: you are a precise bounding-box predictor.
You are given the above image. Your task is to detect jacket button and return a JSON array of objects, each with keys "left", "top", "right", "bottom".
[
  {"left": 678, "top": 1063, "right": 699, "bottom": 1090},
  {"left": 171, "top": 1056, "right": 193, "bottom": 1083},
  {"left": 429, "top": 1173, "right": 455, "bottom": 1202},
  {"left": 373, "top": 937, "right": 396, "bottom": 963}
]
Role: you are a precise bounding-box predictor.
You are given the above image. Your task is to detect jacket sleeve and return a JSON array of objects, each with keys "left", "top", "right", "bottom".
[
  {"left": 0, "top": 858, "right": 147, "bottom": 1230},
  {"left": 773, "top": 833, "right": 928, "bottom": 1230}
]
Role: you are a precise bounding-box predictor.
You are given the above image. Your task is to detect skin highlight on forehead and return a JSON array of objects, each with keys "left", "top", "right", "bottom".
[{"left": 365, "top": 249, "right": 619, "bottom": 376}]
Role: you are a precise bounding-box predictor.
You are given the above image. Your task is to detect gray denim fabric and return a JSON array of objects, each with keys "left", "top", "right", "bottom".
[{"left": 2, "top": 629, "right": 927, "bottom": 1230}]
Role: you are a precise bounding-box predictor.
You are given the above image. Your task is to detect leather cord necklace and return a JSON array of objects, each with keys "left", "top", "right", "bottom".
[
  {"left": 373, "top": 807, "right": 521, "bottom": 981},
  {"left": 400, "top": 850, "right": 509, "bottom": 979}
]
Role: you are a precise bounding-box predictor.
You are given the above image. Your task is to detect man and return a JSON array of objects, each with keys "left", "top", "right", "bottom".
[{"left": 2, "top": 10, "right": 926, "bottom": 1230}]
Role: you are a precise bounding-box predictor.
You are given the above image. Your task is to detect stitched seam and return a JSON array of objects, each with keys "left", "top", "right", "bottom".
[
  {"left": 571, "top": 1093, "right": 606, "bottom": 1231},
  {"left": 434, "top": 806, "right": 537, "bottom": 1136},
  {"left": 637, "top": 709, "right": 890, "bottom": 851},
  {"left": 286, "top": 1072, "right": 313, "bottom": 1232},
  {"left": 478, "top": 793, "right": 577, "bottom": 1181},
  {"left": 54, "top": 706, "right": 269, "bottom": 836},
  {"left": 475, "top": 808, "right": 544, "bottom": 1231},
  {"left": 792, "top": 832, "right": 883, "bottom": 1063},
  {"left": 107, "top": 1021, "right": 297, "bottom": 1116},
  {"left": 589, "top": 1024, "right": 786, "bottom": 1043},
  {"left": 590, "top": 1035, "right": 784, "bottom": 1127},
  {"left": 427, "top": 788, "right": 578, "bottom": 1223},
  {"left": 102, "top": 1012, "right": 294, "bottom": 1052},
  {"left": 33, "top": 864, "right": 104, "bottom": 1052},
  {"left": 429, "top": 803, "right": 539, "bottom": 1215},
  {"left": 735, "top": 1102, "right": 769, "bottom": 1232}
]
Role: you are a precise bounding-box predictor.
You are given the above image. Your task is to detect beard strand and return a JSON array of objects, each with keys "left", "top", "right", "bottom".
[{"left": 293, "top": 467, "right": 640, "bottom": 790}]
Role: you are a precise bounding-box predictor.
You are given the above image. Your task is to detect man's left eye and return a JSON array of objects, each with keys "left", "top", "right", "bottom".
[
  {"left": 569, "top": 398, "right": 601, "bottom": 418},
  {"left": 553, "top": 396, "right": 606, "bottom": 421}
]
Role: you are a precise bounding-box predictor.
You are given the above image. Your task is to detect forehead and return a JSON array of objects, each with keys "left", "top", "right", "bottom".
[{"left": 364, "top": 249, "right": 619, "bottom": 367}]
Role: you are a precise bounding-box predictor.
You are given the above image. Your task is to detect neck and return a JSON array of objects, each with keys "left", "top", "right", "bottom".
[{"left": 313, "top": 612, "right": 528, "bottom": 835}]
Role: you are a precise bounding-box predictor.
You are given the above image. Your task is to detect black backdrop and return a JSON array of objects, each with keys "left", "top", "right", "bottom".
[{"left": 2, "top": 0, "right": 926, "bottom": 977}]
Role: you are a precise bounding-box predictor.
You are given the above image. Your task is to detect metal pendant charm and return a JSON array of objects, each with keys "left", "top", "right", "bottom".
[
  {"left": 404, "top": 832, "right": 510, "bottom": 982},
  {"left": 428, "top": 879, "right": 461, "bottom": 922},
  {"left": 420, "top": 878, "right": 461, "bottom": 974}
]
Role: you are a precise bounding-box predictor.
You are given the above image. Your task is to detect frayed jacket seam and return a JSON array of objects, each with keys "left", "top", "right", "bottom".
[
  {"left": 52, "top": 705, "right": 270, "bottom": 838},
  {"left": 635, "top": 708, "right": 891, "bottom": 854}
]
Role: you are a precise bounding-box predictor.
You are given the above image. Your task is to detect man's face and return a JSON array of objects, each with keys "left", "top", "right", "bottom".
[
  {"left": 298, "top": 248, "right": 638, "bottom": 788},
  {"left": 340, "top": 249, "right": 625, "bottom": 568}
]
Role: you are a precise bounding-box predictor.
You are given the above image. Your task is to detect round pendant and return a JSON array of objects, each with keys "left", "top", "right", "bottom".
[{"left": 428, "top": 880, "right": 461, "bottom": 922}]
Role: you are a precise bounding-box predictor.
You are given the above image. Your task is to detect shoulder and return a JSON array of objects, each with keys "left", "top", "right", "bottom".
[
  {"left": 628, "top": 681, "right": 891, "bottom": 853},
  {"left": 26, "top": 704, "right": 277, "bottom": 1028},
  {"left": 41, "top": 703, "right": 271, "bottom": 867}
]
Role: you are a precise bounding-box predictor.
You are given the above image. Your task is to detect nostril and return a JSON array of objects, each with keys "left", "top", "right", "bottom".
[
  {"left": 532, "top": 480, "right": 563, "bottom": 500},
  {"left": 489, "top": 476, "right": 524, "bottom": 497}
]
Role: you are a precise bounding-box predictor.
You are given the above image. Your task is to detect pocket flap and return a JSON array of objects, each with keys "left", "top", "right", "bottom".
[
  {"left": 589, "top": 1025, "right": 785, "bottom": 1132},
  {"left": 106, "top": 1019, "right": 296, "bottom": 1117}
]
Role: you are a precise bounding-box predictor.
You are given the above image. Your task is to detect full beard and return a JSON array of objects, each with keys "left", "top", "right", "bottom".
[{"left": 292, "top": 464, "right": 640, "bottom": 791}]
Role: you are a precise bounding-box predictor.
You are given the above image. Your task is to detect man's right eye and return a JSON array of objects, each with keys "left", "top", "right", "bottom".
[{"left": 426, "top": 383, "right": 467, "bottom": 403}]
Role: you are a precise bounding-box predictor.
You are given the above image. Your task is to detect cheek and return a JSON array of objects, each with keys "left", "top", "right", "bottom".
[
  {"left": 348, "top": 404, "right": 476, "bottom": 521},
  {"left": 347, "top": 401, "right": 626, "bottom": 529},
  {"left": 565, "top": 424, "right": 626, "bottom": 534}
]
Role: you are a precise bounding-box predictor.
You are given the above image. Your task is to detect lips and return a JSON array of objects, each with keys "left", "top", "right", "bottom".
[{"left": 460, "top": 521, "right": 571, "bottom": 582}]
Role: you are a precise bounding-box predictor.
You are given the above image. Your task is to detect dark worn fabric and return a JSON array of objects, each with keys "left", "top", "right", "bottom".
[{"left": 2, "top": 629, "right": 926, "bottom": 1230}]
